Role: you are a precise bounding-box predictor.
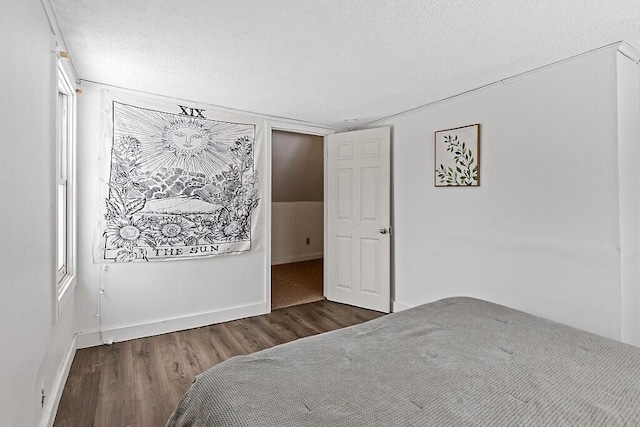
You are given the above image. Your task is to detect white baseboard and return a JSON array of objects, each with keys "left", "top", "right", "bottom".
[
  {"left": 40, "top": 335, "right": 77, "bottom": 427},
  {"left": 391, "top": 300, "right": 413, "bottom": 312},
  {"left": 271, "top": 253, "right": 323, "bottom": 265},
  {"left": 75, "top": 301, "right": 269, "bottom": 349}
]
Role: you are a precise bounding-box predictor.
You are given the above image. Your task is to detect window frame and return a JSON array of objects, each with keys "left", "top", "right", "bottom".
[{"left": 56, "top": 59, "right": 77, "bottom": 317}]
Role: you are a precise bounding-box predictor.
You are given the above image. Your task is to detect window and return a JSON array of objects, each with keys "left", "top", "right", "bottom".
[{"left": 56, "top": 60, "right": 76, "bottom": 308}]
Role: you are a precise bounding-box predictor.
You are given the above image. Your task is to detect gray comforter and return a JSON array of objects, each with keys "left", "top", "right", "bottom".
[{"left": 167, "top": 297, "right": 640, "bottom": 426}]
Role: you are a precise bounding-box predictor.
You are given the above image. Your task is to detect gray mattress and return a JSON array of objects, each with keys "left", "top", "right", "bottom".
[{"left": 167, "top": 297, "right": 640, "bottom": 426}]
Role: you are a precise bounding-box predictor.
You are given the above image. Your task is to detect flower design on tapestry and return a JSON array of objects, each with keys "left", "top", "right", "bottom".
[
  {"left": 151, "top": 217, "right": 194, "bottom": 246},
  {"left": 105, "top": 217, "right": 155, "bottom": 249}
]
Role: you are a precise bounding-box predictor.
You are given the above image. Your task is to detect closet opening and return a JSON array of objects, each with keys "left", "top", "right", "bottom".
[{"left": 270, "top": 130, "right": 325, "bottom": 310}]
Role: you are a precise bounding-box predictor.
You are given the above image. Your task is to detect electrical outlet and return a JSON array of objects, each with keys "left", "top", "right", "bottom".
[{"left": 305, "top": 238, "right": 310, "bottom": 245}]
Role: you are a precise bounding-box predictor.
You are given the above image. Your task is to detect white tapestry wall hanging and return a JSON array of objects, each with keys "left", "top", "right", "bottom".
[{"left": 98, "top": 91, "right": 265, "bottom": 262}]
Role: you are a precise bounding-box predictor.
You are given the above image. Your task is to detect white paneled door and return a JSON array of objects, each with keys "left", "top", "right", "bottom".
[{"left": 326, "top": 127, "right": 391, "bottom": 313}]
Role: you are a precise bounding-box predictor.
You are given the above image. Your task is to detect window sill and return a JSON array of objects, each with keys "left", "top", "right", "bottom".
[{"left": 57, "top": 274, "right": 77, "bottom": 321}]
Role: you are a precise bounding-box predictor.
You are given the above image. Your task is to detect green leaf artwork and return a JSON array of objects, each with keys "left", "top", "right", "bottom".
[{"left": 434, "top": 124, "right": 480, "bottom": 187}]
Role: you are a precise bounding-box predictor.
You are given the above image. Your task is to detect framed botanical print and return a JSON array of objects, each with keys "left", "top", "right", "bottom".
[{"left": 434, "top": 124, "right": 480, "bottom": 187}]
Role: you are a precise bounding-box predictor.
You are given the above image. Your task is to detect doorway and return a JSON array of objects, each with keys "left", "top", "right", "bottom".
[{"left": 271, "top": 130, "right": 325, "bottom": 310}]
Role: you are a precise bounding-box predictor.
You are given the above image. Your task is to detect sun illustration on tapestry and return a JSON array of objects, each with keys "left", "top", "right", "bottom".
[{"left": 102, "top": 101, "right": 260, "bottom": 262}]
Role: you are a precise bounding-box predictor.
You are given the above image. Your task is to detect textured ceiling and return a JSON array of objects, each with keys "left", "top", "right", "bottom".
[{"left": 50, "top": 0, "right": 640, "bottom": 129}]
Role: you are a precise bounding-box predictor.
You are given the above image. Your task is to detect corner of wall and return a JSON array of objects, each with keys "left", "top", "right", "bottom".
[
  {"left": 391, "top": 300, "right": 412, "bottom": 312},
  {"left": 617, "top": 42, "right": 640, "bottom": 64},
  {"left": 39, "top": 336, "right": 77, "bottom": 427},
  {"left": 616, "top": 48, "right": 640, "bottom": 346}
]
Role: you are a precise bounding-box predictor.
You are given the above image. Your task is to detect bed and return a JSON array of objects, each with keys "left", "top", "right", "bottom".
[{"left": 167, "top": 297, "right": 640, "bottom": 426}]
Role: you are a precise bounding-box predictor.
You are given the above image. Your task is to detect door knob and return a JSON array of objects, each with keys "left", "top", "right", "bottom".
[{"left": 379, "top": 227, "right": 388, "bottom": 234}]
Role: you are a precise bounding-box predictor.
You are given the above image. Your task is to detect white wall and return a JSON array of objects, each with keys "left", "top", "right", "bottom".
[
  {"left": 272, "top": 202, "right": 324, "bottom": 264},
  {"left": 272, "top": 131, "right": 324, "bottom": 202},
  {"left": 0, "top": 1, "right": 77, "bottom": 425},
  {"left": 380, "top": 46, "right": 638, "bottom": 342}
]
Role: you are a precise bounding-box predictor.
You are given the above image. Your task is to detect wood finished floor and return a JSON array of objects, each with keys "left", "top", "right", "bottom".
[{"left": 53, "top": 300, "right": 384, "bottom": 427}]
